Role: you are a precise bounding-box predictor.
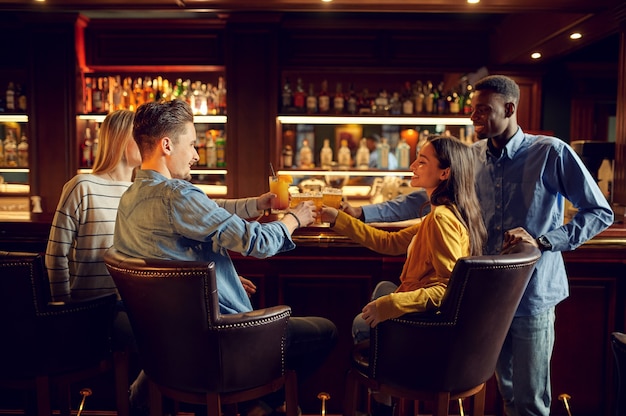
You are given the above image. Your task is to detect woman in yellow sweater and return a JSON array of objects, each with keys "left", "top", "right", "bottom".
[{"left": 322, "top": 134, "right": 486, "bottom": 337}]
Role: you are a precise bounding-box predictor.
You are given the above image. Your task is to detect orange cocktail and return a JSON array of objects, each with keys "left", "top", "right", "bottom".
[{"left": 269, "top": 175, "right": 292, "bottom": 211}]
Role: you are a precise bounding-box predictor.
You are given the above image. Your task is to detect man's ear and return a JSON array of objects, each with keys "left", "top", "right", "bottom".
[
  {"left": 505, "top": 102, "right": 515, "bottom": 118},
  {"left": 161, "top": 137, "right": 172, "bottom": 154}
]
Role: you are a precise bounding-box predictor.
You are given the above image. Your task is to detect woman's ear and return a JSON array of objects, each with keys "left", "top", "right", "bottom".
[{"left": 440, "top": 167, "right": 451, "bottom": 181}]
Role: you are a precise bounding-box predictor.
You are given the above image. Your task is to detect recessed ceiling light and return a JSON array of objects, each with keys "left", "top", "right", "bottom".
[
  {"left": 467, "top": 0, "right": 480, "bottom": 3},
  {"left": 570, "top": 32, "right": 583, "bottom": 40},
  {"left": 531, "top": 52, "right": 542, "bottom": 60},
  {"left": 321, "top": 0, "right": 333, "bottom": 3}
]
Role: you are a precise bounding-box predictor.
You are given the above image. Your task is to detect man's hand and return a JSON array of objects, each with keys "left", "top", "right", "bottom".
[
  {"left": 362, "top": 300, "right": 383, "bottom": 328},
  {"left": 256, "top": 192, "right": 276, "bottom": 211},
  {"left": 239, "top": 276, "right": 257, "bottom": 297},
  {"left": 341, "top": 200, "right": 363, "bottom": 220},
  {"left": 503, "top": 227, "right": 538, "bottom": 252}
]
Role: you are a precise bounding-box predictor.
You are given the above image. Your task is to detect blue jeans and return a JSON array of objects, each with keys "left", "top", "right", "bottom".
[
  {"left": 352, "top": 281, "right": 398, "bottom": 344},
  {"left": 495, "top": 307, "right": 555, "bottom": 416}
]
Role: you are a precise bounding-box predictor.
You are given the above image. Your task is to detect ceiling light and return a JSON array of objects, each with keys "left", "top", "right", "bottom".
[
  {"left": 570, "top": 32, "right": 583, "bottom": 40},
  {"left": 321, "top": 0, "right": 333, "bottom": 2},
  {"left": 531, "top": 52, "right": 542, "bottom": 60},
  {"left": 467, "top": 0, "right": 480, "bottom": 4}
]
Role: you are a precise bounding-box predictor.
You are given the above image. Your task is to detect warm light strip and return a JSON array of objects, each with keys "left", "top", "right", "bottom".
[
  {"left": 78, "top": 168, "right": 227, "bottom": 175},
  {"left": 0, "top": 168, "right": 29, "bottom": 173},
  {"left": 277, "top": 169, "right": 412, "bottom": 177},
  {"left": 78, "top": 114, "right": 227, "bottom": 124},
  {"left": 0, "top": 115, "right": 28, "bottom": 122},
  {"left": 277, "top": 115, "right": 471, "bottom": 125}
]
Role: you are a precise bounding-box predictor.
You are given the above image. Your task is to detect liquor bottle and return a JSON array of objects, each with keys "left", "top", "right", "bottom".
[
  {"left": 389, "top": 91, "right": 401, "bottom": 115},
  {"left": 293, "top": 78, "right": 306, "bottom": 113},
  {"left": 414, "top": 81, "right": 425, "bottom": 114},
  {"left": 216, "top": 76, "right": 227, "bottom": 115},
  {"left": 318, "top": 80, "right": 330, "bottom": 114},
  {"left": 215, "top": 134, "right": 226, "bottom": 167},
  {"left": 17, "top": 84, "right": 27, "bottom": 112},
  {"left": 143, "top": 76, "right": 155, "bottom": 104},
  {"left": 6, "top": 82, "right": 15, "bottom": 112},
  {"left": 112, "top": 76, "right": 122, "bottom": 111},
  {"left": 282, "top": 145, "right": 293, "bottom": 168},
  {"left": 449, "top": 91, "right": 460, "bottom": 114},
  {"left": 4, "top": 131, "right": 17, "bottom": 167},
  {"left": 416, "top": 129, "right": 429, "bottom": 153},
  {"left": 333, "top": 82, "right": 345, "bottom": 114},
  {"left": 206, "top": 131, "right": 217, "bottom": 168},
  {"left": 402, "top": 81, "right": 414, "bottom": 115},
  {"left": 281, "top": 78, "right": 293, "bottom": 113},
  {"left": 377, "top": 137, "right": 390, "bottom": 170},
  {"left": 122, "top": 76, "right": 134, "bottom": 110},
  {"left": 0, "top": 136, "right": 4, "bottom": 167},
  {"left": 83, "top": 77, "right": 93, "bottom": 113},
  {"left": 436, "top": 82, "right": 446, "bottom": 114},
  {"left": 92, "top": 77, "right": 104, "bottom": 113},
  {"left": 374, "top": 89, "right": 389, "bottom": 115},
  {"left": 196, "top": 131, "right": 207, "bottom": 167},
  {"left": 81, "top": 127, "right": 93, "bottom": 168},
  {"left": 133, "top": 77, "right": 145, "bottom": 109},
  {"left": 355, "top": 138, "right": 370, "bottom": 169},
  {"left": 346, "top": 83, "right": 358, "bottom": 115},
  {"left": 17, "top": 134, "right": 28, "bottom": 168},
  {"left": 337, "top": 139, "right": 351, "bottom": 169},
  {"left": 299, "top": 139, "right": 313, "bottom": 168},
  {"left": 93, "top": 125, "right": 100, "bottom": 160},
  {"left": 395, "top": 138, "right": 411, "bottom": 169},
  {"left": 424, "top": 81, "right": 434, "bottom": 114},
  {"left": 306, "top": 84, "right": 317, "bottom": 114},
  {"left": 320, "top": 138, "right": 333, "bottom": 169}
]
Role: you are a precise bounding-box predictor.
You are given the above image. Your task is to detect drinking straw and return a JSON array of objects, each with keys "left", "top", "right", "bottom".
[{"left": 270, "top": 162, "right": 276, "bottom": 177}]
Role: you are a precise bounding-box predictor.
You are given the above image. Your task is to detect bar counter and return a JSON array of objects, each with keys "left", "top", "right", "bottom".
[{"left": 0, "top": 217, "right": 624, "bottom": 415}]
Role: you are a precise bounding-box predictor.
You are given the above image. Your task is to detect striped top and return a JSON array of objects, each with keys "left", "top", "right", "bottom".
[{"left": 45, "top": 174, "right": 132, "bottom": 299}]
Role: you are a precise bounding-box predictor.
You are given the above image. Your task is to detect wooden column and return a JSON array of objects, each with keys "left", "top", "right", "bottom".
[
  {"left": 614, "top": 21, "right": 626, "bottom": 206},
  {"left": 225, "top": 14, "right": 280, "bottom": 198},
  {"left": 25, "top": 13, "right": 83, "bottom": 215}
]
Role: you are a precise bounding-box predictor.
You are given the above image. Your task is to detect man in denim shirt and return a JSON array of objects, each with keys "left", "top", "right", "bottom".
[
  {"left": 342, "top": 75, "right": 613, "bottom": 415},
  {"left": 114, "top": 100, "right": 337, "bottom": 414}
]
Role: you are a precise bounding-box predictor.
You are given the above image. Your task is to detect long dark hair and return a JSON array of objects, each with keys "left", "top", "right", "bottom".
[{"left": 427, "top": 134, "right": 486, "bottom": 256}]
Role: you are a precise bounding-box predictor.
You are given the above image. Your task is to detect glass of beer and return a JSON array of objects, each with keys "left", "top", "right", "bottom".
[{"left": 322, "top": 187, "right": 343, "bottom": 209}]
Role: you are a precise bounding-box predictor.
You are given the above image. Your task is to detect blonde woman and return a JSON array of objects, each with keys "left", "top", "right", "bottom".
[{"left": 46, "top": 109, "right": 140, "bottom": 300}]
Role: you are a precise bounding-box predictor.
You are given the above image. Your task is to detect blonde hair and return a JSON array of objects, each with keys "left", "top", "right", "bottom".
[{"left": 92, "top": 109, "right": 135, "bottom": 174}]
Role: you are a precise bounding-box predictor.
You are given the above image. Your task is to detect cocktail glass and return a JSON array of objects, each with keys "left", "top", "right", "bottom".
[{"left": 269, "top": 175, "right": 292, "bottom": 212}]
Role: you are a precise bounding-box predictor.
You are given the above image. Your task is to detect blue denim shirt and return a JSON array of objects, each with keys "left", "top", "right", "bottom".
[
  {"left": 114, "top": 169, "right": 296, "bottom": 314},
  {"left": 473, "top": 128, "right": 613, "bottom": 316}
]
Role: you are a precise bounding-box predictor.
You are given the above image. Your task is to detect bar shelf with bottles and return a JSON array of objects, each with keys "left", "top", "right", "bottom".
[
  {"left": 0, "top": 114, "right": 30, "bottom": 196},
  {"left": 77, "top": 72, "right": 228, "bottom": 196},
  {"left": 277, "top": 114, "right": 473, "bottom": 202}
]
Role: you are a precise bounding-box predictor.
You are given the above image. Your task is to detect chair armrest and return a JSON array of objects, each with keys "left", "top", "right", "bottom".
[{"left": 214, "top": 305, "right": 291, "bottom": 327}]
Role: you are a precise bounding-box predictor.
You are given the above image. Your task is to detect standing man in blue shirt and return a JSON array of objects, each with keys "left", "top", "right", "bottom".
[{"left": 342, "top": 75, "right": 613, "bottom": 415}]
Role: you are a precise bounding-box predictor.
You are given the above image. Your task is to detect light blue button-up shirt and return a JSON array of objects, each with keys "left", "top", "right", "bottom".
[
  {"left": 473, "top": 128, "right": 613, "bottom": 316},
  {"left": 114, "top": 169, "right": 296, "bottom": 314}
]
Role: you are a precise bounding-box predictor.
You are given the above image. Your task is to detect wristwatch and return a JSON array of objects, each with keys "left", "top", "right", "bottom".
[{"left": 536, "top": 235, "right": 552, "bottom": 252}]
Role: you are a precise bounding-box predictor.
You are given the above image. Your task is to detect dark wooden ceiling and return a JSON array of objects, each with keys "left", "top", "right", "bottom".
[{"left": 1, "top": 0, "right": 625, "bottom": 66}]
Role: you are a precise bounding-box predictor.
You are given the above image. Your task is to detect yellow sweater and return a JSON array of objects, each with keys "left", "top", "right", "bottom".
[{"left": 332, "top": 204, "right": 469, "bottom": 321}]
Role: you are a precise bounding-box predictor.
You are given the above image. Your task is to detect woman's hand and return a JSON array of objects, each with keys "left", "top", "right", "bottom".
[
  {"left": 362, "top": 300, "right": 384, "bottom": 328},
  {"left": 282, "top": 200, "right": 316, "bottom": 231},
  {"left": 321, "top": 207, "right": 339, "bottom": 225}
]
